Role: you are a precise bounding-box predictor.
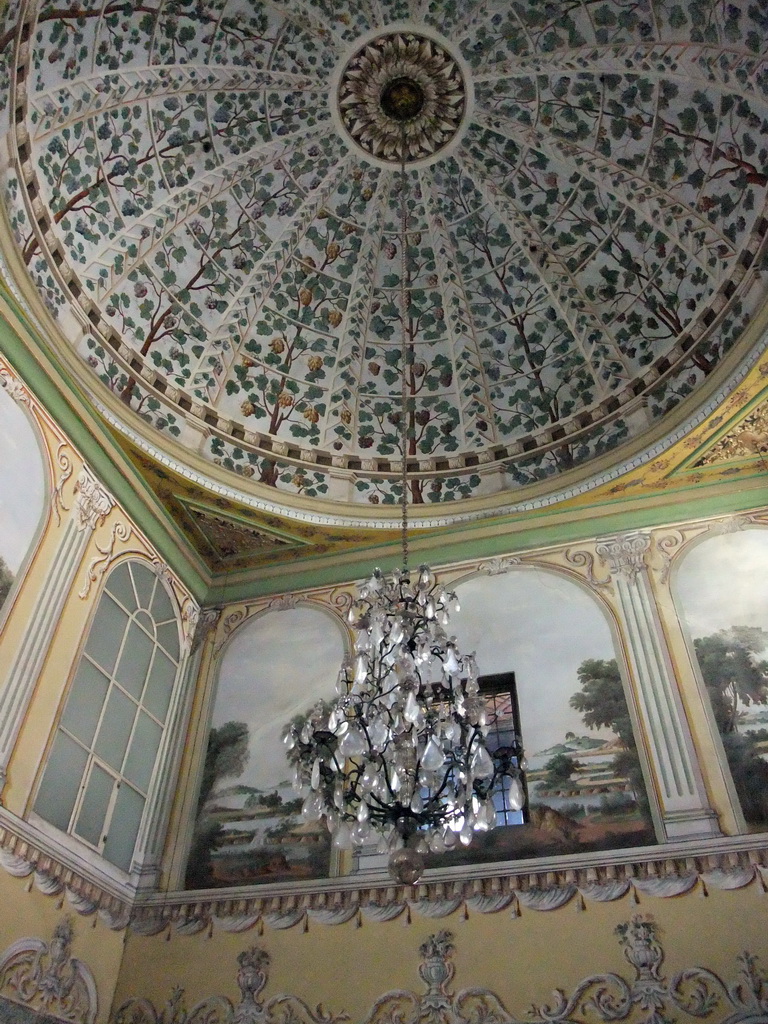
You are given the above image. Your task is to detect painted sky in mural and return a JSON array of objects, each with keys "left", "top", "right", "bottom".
[
  {"left": 212, "top": 606, "right": 345, "bottom": 791},
  {"left": 676, "top": 530, "right": 768, "bottom": 645},
  {"left": 453, "top": 570, "right": 617, "bottom": 751},
  {"left": 0, "top": 386, "right": 44, "bottom": 574}
]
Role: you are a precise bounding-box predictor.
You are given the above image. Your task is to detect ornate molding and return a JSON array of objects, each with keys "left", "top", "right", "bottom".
[
  {"left": 0, "top": 918, "right": 98, "bottom": 1024},
  {"left": 0, "top": 366, "right": 30, "bottom": 404},
  {"left": 72, "top": 466, "right": 115, "bottom": 533},
  {"left": 112, "top": 943, "right": 348, "bottom": 1024},
  {"left": 480, "top": 556, "right": 522, "bottom": 576},
  {"left": 1, "top": 810, "right": 768, "bottom": 936},
  {"left": 266, "top": 594, "right": 300, "bottom": 612},
  {"left": 653, "top": 530, "right": 685, "bottom": 585},
  {"left": 126, "top": 843, "right": 768, "bottom": 936},
  {"left": 596, "top": 532, "right": 650, "bottom": 583},
  {"left": 51, "top": 442, "right": 74, "bottom": 526},
  {"left": 563, "top": 548, "right": 612, "bottom": 588},
  {"left": 78, "top": 521, "right": 132, "bottom": 599},
  {"left": 530, "top": 915, "right": 768, "bottom": 1023}
]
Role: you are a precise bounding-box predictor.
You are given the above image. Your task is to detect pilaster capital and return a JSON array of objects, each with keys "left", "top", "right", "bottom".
[
  {"left": 72, "top": 466, "right": 115, "bottom": 532},
  {"left": 595, "top": 531, "right": 650, "bottom": 583},
  {"left": 189, "top": 607, "right": 221, "bottom": 654}
]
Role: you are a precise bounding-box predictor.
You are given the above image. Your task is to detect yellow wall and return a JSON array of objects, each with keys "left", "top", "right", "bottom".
[{"left": 112, "top": 883, "right": 768, "bottom": 1023}]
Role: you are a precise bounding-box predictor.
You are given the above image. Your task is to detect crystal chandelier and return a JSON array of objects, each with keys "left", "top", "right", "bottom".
[{"left": 284, "top": 87, "right": 524, "bottom": 884}]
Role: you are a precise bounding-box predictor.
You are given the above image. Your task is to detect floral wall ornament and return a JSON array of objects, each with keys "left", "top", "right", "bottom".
[
  {"left": 111, "top": 944, "right": 349, "bottom": 1024},
  {"left": 531, "top": 915, "right": 768, "bottom": 1024},
  {"left": 0, "top": 917, "right": 98, "bottom": 1024}
]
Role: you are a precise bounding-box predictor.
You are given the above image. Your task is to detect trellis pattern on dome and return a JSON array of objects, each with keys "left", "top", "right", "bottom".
[{"left": 1, "top": 0, "right": 768, "bottom": 506}]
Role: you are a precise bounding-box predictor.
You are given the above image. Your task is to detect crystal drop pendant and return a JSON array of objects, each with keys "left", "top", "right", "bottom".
[
  {"left": 471, "top": 743, "right": 494, "bottom": 779},
  {"left": 301, "top": 791, "right": 324, "bottom": 822},
  {"left": 421, "top": 736, "right": 445, "bottom": 772},
  {"left": 429, "top": 830, "right": 446, "bottom": 853},
  {"left": 410, "top": 791, "right": 424, "bottom": 813},
  {"left": 339, "top": 726, "right": 365, "bottom": 757},
  {"left": 357, "top": 801, "right": 369, "bottom": 822},
  {"left": 508, "top": 776, "right": 525, "bottom": 811},
  {"left": 310, "top": 758, "right": 322, "bottom": 790},
  {"left": 369, "top": 718, "right": 388, "bottom": 749},
  {"left": 333, "top": 823, "right": 353, "bottom": 849},
  {"left": 351, "top": 821, "right": 372, "bottom": 846},
  {"left": 403, "top": 690, "right": 420, "bottom": 724},
  {"left": 459, "top": 820, "right": 473, "bottom": 845}
]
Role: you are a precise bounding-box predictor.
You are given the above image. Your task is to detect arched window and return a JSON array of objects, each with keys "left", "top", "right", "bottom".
[{"left": 34, "top": 560, "right": 181, "bottom": 873}]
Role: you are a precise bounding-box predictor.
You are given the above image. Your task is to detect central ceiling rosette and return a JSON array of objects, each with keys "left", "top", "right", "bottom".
[{"left": 4, "top": 0, "right": 768, "bottom": 510}]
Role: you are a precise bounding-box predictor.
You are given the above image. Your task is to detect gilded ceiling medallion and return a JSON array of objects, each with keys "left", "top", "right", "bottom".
[{"left": 337, "top": 32, "right": 465, "bottom": 163}]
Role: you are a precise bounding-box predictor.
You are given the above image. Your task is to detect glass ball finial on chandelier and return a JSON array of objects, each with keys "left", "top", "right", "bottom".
[{"left": 284, "top": 69, "right": 522, "bottom": 884}]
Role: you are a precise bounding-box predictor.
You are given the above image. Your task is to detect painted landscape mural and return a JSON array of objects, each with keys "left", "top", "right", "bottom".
[
  {"left": 187, "top": 568, "right": 656, "bottom": 888},
  {"left": 0, "top": 382, "right": 45, "bottom": 615},
  {"left": 186, "top": 605, "right": 344, "bottom": 888},
  {"left": 417, "top": 569, "right": 655, "bottom": 868},
  {"left": 676, "top": 529, "right": 768, "bottom": 831}
]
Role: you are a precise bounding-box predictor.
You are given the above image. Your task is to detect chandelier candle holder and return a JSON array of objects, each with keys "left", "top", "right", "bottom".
[{"left": 283, "top": 565, "right": 525, "bottom": 884}]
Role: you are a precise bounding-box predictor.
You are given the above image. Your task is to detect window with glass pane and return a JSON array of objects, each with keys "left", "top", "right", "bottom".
[
  {"left": 34, "top": 560, "right": 181, "bottom": 873},
  {"left": 480, "top": 672, "right": 528, "bottom": 825}
]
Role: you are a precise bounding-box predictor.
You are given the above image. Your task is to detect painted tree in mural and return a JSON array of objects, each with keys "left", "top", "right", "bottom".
[
  {"left": 570, "top": 658, "right": 650, "bottom": 822},
  {"left": 694, "top": 627, "right": 768, "bottom": 826},
  {"left": 0, "top": 556, "right": 13, "bottom": 611},
  {"left": 186, "top": 720, "right": 250, "bottom": 887},
  {"left": 0, "top": 557, "right": 12, "bottom": 610}
]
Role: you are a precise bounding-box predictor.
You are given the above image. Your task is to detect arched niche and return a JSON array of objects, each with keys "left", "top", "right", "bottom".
[
  {"left": 0, "top": 383, "right": 46, "bottom": 620},
  {"left": 673, "top": 526, "right": 768, "bottom": 831},
  {"left": 185, "top": 603, "right": 346, "bottom": 889},
  {"left": 437, "top": 566, "right": 655, "bottom": 866}
]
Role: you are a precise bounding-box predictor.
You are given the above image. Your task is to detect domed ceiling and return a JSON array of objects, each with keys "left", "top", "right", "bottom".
[{"left": 2, "top": 0, "right": 768, "bottom": 516}]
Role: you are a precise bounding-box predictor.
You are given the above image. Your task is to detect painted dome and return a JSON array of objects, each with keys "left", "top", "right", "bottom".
[{"left": 3, "top": 0, "right": 768, "bottom": 511}]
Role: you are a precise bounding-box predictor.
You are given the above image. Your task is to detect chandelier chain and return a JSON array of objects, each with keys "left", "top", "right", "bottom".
[{"left": 399, "top": 129, "right": 409, "bottom": 573}]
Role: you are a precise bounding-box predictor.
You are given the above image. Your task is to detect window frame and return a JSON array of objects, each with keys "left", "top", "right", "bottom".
[{"left": 31, "top": 558, "right": 182, "bottom": 876}]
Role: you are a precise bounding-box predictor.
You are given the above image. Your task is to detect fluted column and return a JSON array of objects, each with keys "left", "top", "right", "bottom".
[
  {"left": 0, "top": 466, "right": 114, "bottom": 790},
  {"left": 596, "top": 531, "right": 721, "bottom": 840}
]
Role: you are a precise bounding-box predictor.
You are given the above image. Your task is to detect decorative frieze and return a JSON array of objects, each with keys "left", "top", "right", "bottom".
[
  {"left": 1, "top": 806, "right": 767, "bottom": 934},
  {"left": 109, "top": 921, "right": 768, "bottom": 1024}
]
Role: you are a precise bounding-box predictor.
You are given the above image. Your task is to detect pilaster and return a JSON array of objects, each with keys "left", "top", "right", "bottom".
[
  {"left": 596, "top": 531, "right": 721, "bottom": 841},
  {"left": 0, "top": 466, "right": 114, "bottom": 791}
]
